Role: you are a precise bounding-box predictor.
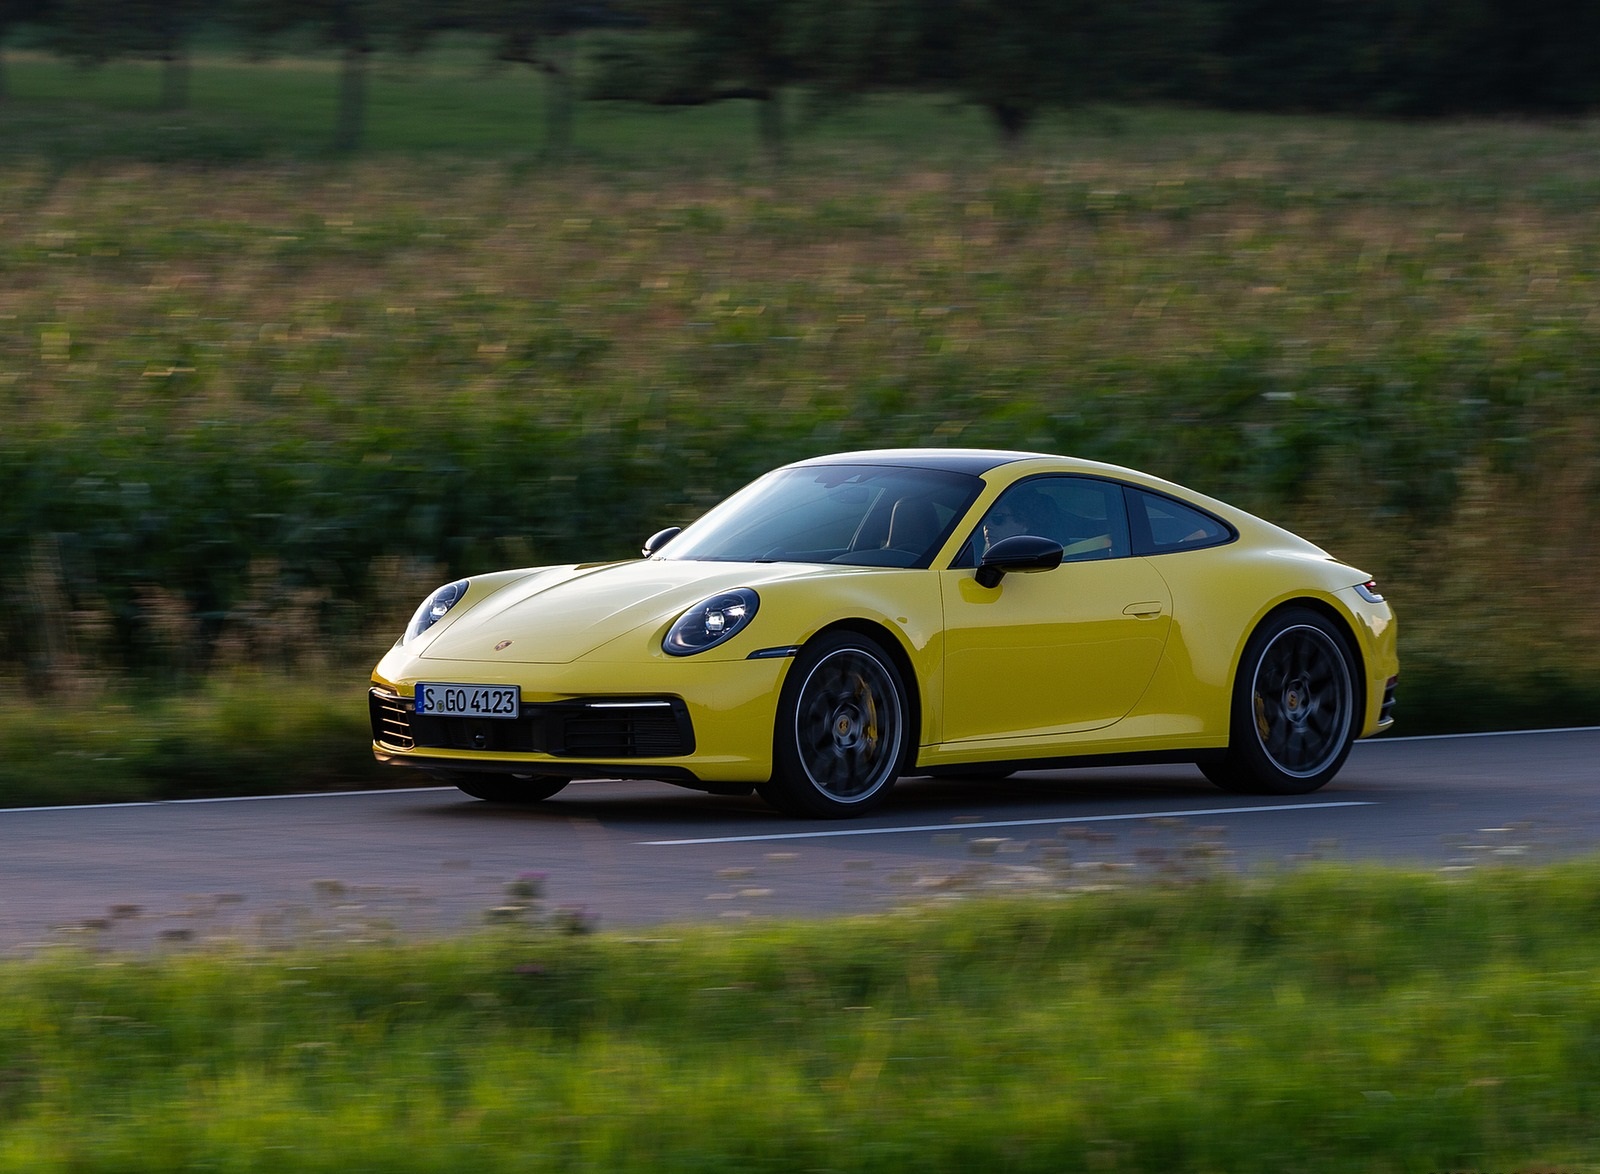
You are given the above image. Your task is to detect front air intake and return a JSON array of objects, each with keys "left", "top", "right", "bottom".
[{"left": 369, "top": 688, "right": 415, "bottom": 750}]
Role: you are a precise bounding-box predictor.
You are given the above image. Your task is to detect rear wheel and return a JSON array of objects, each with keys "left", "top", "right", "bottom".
[
  {"left": 759, "top": 632, "right": 910, "bottom": 818},
  {"left": 1203, "top": 608, "right": 1358, "bottom": 796},
  {"left": 434, "top": 772, "right": 569, "bottom": 804}
]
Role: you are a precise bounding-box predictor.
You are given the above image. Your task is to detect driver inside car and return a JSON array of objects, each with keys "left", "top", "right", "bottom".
[{"left": 979, "top": 485, "right": 1063, "bottom": 557}]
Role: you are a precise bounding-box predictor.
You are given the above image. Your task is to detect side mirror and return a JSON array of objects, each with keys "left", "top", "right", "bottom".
[
  {"left": 975, "top": 534, "right": 1064, "bottom": 588},
  {"left": 642, "top": 526, "right": 682, "bottom": 557}
]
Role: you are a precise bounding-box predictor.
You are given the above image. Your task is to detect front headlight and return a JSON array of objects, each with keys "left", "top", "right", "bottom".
[
  {"left": 404, "top": 579, "right": 469, "bottom": 644},
  {"left": 663, "top": 588, "right": 759, "bottom": 656}
]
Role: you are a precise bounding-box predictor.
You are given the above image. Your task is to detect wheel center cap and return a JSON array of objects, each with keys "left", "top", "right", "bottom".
[{"left": 833, "top": 706, "right": 863, "bottom": 748}]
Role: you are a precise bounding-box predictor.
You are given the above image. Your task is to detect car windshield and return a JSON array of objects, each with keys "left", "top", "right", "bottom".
[{"left": 661, "top": 465, "right": 984, "bottom": 568}]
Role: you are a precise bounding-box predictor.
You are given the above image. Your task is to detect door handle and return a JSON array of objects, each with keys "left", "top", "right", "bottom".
[{"left": 1123, "top": 601, "right": 1164, "bottom": 617}]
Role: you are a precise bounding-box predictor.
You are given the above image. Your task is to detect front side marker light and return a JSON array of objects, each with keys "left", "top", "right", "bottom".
[
  {"left": 1354, "top": 580, "right": 1385, "bottom": 604},
  {"left": 664, "top": 589, "right": 759, "bottom": 656}
]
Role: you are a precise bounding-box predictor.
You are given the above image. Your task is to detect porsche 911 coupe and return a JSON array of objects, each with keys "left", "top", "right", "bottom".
[{"left": 370, "top": 449, "right": 1397, "bottom": 817}]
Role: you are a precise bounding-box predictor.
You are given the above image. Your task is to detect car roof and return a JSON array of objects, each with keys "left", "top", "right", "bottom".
[
  {"left": 775, "top": 448, "right": 1323, "bottom": 558},
  {"left": 786, "top": 448, "right": 1055, "bottom": 476}
]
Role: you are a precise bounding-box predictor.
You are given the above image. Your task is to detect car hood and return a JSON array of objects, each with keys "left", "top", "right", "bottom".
[{"left": 419, "top": 558, "right": 847, "bottom": 664}]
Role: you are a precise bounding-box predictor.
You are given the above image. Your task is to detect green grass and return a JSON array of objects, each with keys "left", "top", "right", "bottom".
[
  {"left": 4, "top": 863, "right": 1600, "bottom": 1170},
  {"left": 0, "top": 675, "right": 380, "bottom": 808}
]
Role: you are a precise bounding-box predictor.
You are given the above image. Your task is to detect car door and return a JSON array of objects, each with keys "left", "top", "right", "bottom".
[{"left": 938, "top": 476, "right": 1172, "bottom": 745}]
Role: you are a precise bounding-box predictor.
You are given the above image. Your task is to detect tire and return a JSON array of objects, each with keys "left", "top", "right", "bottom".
[
  {"left": 759, "top": 632, "right": 911, "bottom": 818},
  {"left": 435, "top": 772, "right": 569, "bottom": 804},
  {"left": 1202, "top": 607, "right": 1359, "bottom": 796}
]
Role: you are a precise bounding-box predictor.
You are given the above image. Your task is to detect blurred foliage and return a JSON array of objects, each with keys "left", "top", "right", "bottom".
[
  {"left": 6, "top": 864, "right": 1600, "bottom": 1167},
  {"left": 0, "top": 108, "right": 1597, "bottom": 733},
  {"left": 0, "top": 676, "right": 380, "bottom": 806},
  {"left": 4, "top": 0, "right": 1600, "bottom": 155},
  {"left": 1201, "top": 0, "right": 1600, "bottom": 115},
  {"left": 37, "top": 0, "right": 205, "bottom": 110}
]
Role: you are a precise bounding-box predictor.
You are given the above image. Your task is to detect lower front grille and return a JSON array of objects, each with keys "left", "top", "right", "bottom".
[
  {"left": 369, "top": 690, "right": 695, "bottom": 758},
  {"left": 1380, "top": 676, "right": 1398, "bottom": 724},
  {"left": 561, "top": 707, "right": 692, "bottom": 757}
]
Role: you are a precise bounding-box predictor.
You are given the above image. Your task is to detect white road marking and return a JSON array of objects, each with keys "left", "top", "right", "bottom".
[
  {"left": 0, "top": 786, "right": 453, "bottom": 816},
  {"left": 639, "top": 800, "right": 1376, "bottom": 846}
]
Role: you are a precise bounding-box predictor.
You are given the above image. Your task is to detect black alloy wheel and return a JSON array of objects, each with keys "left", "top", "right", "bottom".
[
  {"left": 761, "top": 632, "right": 910, "bottom": 818},
  {"left": 1203, "top": 607, "right": 1359, "bottom": 795}
]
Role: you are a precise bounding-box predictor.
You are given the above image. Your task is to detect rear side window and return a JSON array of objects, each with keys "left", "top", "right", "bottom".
[{"left": 1127, "top": 488, "right": 1234, "bottom": 555}]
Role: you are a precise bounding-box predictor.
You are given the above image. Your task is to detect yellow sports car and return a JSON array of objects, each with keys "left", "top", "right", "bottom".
[{"left": 370, "top": 449, "right": 1397, "bottom": 817}]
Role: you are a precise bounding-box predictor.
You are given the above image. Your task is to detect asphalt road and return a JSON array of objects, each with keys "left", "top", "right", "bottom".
[{"left": 4, "top": 727, "right": 1598, "bottom": 952}]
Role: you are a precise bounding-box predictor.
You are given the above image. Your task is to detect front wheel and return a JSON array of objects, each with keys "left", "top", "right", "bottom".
[
  {"left": 1203, "top": 608, "right": 1359, "bottom": 796},
  {"left": 434, "top": 772, "right": 569, "bottom": 805},
  {"left": 759, "top": 632, "right": 910, "bottom": 818}
]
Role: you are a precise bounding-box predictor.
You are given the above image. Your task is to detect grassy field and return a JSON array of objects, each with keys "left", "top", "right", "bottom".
[
  {"left": 1, "top": 48, "right": 1597, "bottom": 803},
  {"left": 0, "top": 674, "right": 379, "bottom": 806},
  {"left": 3, "top": 863, "right": 1600, "bottom": 1170}
]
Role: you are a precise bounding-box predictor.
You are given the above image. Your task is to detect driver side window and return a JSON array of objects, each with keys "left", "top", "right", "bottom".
[{"left": 959, "top": 476, "right": 1132, "bottom": 565}]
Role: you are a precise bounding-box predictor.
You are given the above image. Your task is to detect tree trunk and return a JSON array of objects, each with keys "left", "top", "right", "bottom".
[
  {"left": 542, "top": 36, "right": 575, "bottom": 160},
  {"left": 159, "top": 49, "right": 189, "bottom": 111},
  {"left": 757, "top": 86, "right": 785, "bottom": 162},
  {"left": 989, "top": 99, "right": 1034, "bottom": 146},
  {"left": 334, "top": 44, "right": 367, "bottom": 154}
]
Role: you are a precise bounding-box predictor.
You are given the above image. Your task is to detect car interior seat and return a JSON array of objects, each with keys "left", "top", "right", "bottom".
[{"left": 886, "top": 496, "right": 942, "bottom": 555}]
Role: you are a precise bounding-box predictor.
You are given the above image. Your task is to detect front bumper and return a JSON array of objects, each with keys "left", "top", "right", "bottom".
[
  {"left": 371, "top": 689, "right": 695, "bottom": 758},
  {"left": 369, "top": 650, "right": 789, "bottom": 784}
]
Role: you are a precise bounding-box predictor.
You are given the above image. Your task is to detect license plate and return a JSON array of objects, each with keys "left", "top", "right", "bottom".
[{"left": 414, "top": 683, "right": 521, "bottom": 719}]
